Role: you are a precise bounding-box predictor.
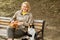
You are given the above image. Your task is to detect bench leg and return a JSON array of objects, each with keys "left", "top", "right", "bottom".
[{"left": 42, "top": 21, "right": 45, "bottom": 40}]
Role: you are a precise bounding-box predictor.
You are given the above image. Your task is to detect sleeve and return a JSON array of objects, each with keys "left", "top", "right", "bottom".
[
  {"left": 28, "top": 13, "right": 34, "bottom": 25},
  {"left": 23, "top": 13, "right": 34, "bottom": 26},
  {"left": 10, "top": 11, "right": 17, "bottom": 22}
]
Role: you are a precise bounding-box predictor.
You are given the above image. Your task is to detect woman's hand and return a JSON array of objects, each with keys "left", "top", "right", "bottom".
[
  {"left": 18, "top": 22, "right": 24, "bottom": 25},
  {"left": 10, "top": 20, "right": 18, "bottom": 28},
  {"left": 10, "top": 20, "right": 24, "bottom": 28},
  {"left": 11, "top": 20, "right": 23, "bottom": 25}
]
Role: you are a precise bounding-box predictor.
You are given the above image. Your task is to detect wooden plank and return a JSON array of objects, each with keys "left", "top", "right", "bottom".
[
  {"left": 34, "top": 25, "right": 42, "bottom": 28},
  {"left": 35, "top": 28, "right": 42, "bottom": 31},
  {"left": 34, "top": 20, "right": 44, "bottom": 23},
  {"left": 0, "top": 22, "right": 10, "bottom": 25},
  {"left": 34, "top": 23, "right": 42, "bottom": 26},
  {"left": 0, "top": 29, "right": 8, "bottom": 37},
  {"left": 34, "top": 26, "right": 42, "bottom": 32},
  {"left": 0, "top": 17, "right": 11, "bottom": 20},
  {"left": 0, "top": 20, "right": 10, "bottom": 22},
  {"left": 0, "top": 25, "right": 9, "bottom": 28}
]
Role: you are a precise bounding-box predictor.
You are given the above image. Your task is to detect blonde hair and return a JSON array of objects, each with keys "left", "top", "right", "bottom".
[{"left": 21, "top": 1, "right": 31, "bottom": 12}]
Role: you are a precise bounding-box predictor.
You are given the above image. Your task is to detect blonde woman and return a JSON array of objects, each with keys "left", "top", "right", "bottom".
[{"left": 8, "top": 1, "right": 33, "bottom": 40}]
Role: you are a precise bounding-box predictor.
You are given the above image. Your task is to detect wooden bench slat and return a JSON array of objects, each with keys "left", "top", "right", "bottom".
[
  {"left": 0, "top": 25, "right": 9, "bottom": 28},
  {"left": 0, "top": 29, "right": 8, "bottom": 37},
  {"left": 34, "top": 23, "right": 42, "bottom": 26},
  {"left": 0, "top": 22, "right": 10, "bottom": 25},
  {"left": 34, "top": 20, "right": 44, "bottom": 23},
  {"left": 35, "top": 29, "right": 42, "bottom": 32},
  {"left": 0, "top": 20, "right": 10, "bottom": 22},
  {"left": 35, "top": 26, "right": 42, "bottom": 29},
  {"left": 0, "top": 17, "right": 11, "bottom": 20}
]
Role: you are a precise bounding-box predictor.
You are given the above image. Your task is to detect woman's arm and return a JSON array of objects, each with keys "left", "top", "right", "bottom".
[
  {"left": 23, "top": 13, "right": 34, "bottom": 26},
  {"left": 10, "top": 11, "right": 18, "bottom": 22}
]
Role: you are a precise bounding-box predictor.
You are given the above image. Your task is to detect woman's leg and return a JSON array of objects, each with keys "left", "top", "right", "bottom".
[
  {"left": 15, "top": 28, "right": 26, "bottom": 38},
  {"left": 7, "top": 28, "right": 15, "bottom": 40}
]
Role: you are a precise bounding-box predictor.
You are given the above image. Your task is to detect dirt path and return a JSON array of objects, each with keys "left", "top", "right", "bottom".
[{"left": 44, "top": 26, "right": 60, "bottom": 40}]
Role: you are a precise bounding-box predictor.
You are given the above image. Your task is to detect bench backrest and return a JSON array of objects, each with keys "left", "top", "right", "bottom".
[
  {"left": 0, "top": 17, "right": 11, "bottom": 38},
  {"left": 0, "top": 17, "right": 11, "bottom": 28},
  {"left": 34, "top": 20, "right": 45, "bottom": 32}
]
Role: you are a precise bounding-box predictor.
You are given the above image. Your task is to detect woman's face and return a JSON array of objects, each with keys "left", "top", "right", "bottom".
[{"left": 21, "top": 4, "right": 28, "bottom": 12}]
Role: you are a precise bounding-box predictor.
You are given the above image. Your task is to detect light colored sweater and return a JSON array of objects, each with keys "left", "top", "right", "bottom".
[{"left": 11, "top": 10, "right": 33, "bottom": 26}]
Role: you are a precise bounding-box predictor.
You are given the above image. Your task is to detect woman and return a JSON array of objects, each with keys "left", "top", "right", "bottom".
[{"left": 8, "top": 1, "right": 33, "bottom": 40}]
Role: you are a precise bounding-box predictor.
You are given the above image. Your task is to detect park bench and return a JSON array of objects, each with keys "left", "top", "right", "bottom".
[{"left": 0, "top": 17, "right": 45, "bottom": 40}]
